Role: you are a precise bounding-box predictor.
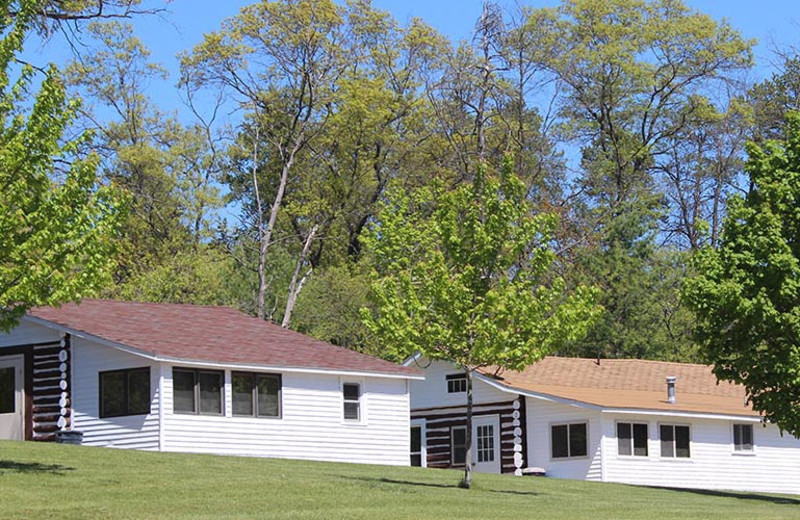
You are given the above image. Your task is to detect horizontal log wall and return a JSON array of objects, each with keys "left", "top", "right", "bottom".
[
  {"left": 31, "top": 335, "right": 71, "bottom": 441},
  {"left": 412, "top": 397, "right": 527, "bottom": 474}
]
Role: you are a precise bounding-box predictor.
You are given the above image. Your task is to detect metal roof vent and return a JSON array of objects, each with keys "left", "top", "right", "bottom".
[{"left": 666, "top": 376, "right": 677, "bottom": 404}]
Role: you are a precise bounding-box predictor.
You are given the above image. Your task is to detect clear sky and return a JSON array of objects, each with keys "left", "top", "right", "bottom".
[{"left": 28, "top": 0, "right": 800, "bottom": 123}]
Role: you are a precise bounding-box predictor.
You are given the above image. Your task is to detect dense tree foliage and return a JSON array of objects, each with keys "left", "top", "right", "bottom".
[
  {"left": 684, "top": 112, "right": 800, "bottom": 437},
  {"left": 0, "top": 0, "right": 125, "bottom": 330},
  {"left": 362, "top": 158, "right": 599, "bottom": 487}
]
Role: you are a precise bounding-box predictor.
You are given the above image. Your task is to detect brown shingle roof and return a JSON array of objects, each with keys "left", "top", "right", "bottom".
[
  {"left": 29, "top": 300, "right": 418, "bottom": 377},
  {"left": 483, "top": 357, "right": 758, "bottom": 417}
]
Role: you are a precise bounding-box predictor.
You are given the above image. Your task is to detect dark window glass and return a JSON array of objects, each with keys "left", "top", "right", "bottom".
[
  {"left": 410, "top": 426, "right": 422, "bottom": 467},
  {"left": 660, "top": 425, "right": 674, "bottom": 457},
  {"left": 551, "top": 424, "right": 569, "bottom": 458},
  {"left": 569, "top": 423, "right": 588, "bottom": 457},
  {"left": 446, "top": 374, "right": 467, "bottom": 393},
  {"left": 100, "top": 368, "right": 150, "bottom": 418},
  {"left": 675, "top": 425, "right": 690, "bottom": 458},
  {"left": 452, "top": 426, "right": 467, "bottom": 465},
  {"left": 232, "top": 372, "right": 254, "bottom": 416},
  {"left": 343, "top": 383, "right": 360, "bottom": 421},
  {"left": 173, "top": 369, "right": 196, "bottom": 413},
  {"left": 100, "top": 371, "right": 125, "bottom": 417},
  {"left": 257, "top": 375, "right": 280, "bottom": 417},
  {"left": 199, "top": 371, "right": 223, "bottom": 415},
  {"left": 617, "top": 423, "right": 632, "bottom": 456},
  {"left": 734, "top": 424, "right": 753, "bottom": 451},
  {"left": 0, "top": 366, "right": 15, "bottom": 414},
  {"left": 633, "top": 423, "right": 649, "bottom": 456}
]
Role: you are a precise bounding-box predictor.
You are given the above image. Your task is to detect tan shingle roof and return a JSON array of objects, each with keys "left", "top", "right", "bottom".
[
  {"left": 29, "top": 300, "right": 419, "bottom": 378},
  {"left": 483, "top": 357, "right": 758, "bottom": 417}
]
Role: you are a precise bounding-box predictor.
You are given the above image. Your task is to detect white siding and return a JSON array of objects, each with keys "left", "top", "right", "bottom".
[
  {"left": 408, "top": 359, "right": 509, "bottom": 410},
  {"left": 71, "top": 337, "right": 160, "bottom": 450},
  {"left": 161, "top": 366, "right": 410, "bottom": 466},
  {"left": 0, "top": 320, "right": 60, "bottom": 347},
  {"left": 601, "top": 412, "right": 800, "bottom": 494},
  {"left": 525, "top": 398, "right": 603, "bottom": 481}
]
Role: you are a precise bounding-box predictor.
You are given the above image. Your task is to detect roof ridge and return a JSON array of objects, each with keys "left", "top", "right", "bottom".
[
  {"left": 78, "top": 298, "right": 238, "bottom": 312},
  {"left": 544, "top": 355, "right": 712, "bottom": 369}
]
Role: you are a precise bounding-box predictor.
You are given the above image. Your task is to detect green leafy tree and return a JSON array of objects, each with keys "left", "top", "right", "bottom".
[
  {"left": 362, "top": 158, "right": 599, "bottom": 488},
  {"left": 684, "top": 111, "right": 800, "bottom": 437},
  {"left": 0, "top": 0, "right": 124, "bottom": 329}
]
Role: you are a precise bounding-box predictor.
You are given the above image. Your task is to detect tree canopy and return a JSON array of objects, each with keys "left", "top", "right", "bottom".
[{"left": 684, "top": 111, "right": 800, "bottom": 437}]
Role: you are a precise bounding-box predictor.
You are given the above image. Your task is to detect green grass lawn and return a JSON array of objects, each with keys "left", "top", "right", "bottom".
[{"left": 1, "top": 441, "right": 798, "bottom": 519}]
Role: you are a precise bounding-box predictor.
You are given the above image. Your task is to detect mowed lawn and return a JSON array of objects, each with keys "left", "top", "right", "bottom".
[{"left": 1, "top": 441, "right": 798, "bottom": 520}]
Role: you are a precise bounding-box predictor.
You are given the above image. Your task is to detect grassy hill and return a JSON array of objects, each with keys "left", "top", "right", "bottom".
[{"left": 1, "top": 441, "right": 798, "bottom": 519}]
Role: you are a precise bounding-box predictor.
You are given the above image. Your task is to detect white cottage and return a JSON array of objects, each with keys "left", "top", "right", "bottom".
[
  {"left": 0, "top": 299, "right": 420, "bottom": 466},
  {"left": 406, "top": 355, "right": 800, "bottom": 495}
]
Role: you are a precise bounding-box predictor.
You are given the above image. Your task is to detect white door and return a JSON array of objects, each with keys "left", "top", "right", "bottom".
[
  {"left": 0, "top": 355, "right": 24, "bottom": 440},
  {"left": 472, "top": 414, "right": 501, "bottom": 473}
]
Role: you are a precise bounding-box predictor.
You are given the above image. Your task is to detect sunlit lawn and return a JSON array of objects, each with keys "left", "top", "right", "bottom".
[{"left": 0, "top": 441, "right": 798, "bottom": 519}]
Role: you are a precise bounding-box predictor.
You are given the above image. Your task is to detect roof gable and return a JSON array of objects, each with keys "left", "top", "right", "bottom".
[{"left": 28, "top": 300, "right": 418, "bottom": 378}]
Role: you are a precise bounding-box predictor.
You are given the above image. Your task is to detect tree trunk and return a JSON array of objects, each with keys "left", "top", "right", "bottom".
[
  {"left": 281, "top": 224, "right": 319, "bottom": 328},
  {"left": 460, "top": 367, "right": 474, "bottom": 489}
]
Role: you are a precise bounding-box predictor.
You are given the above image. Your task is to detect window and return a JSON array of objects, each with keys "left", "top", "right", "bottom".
[
  {"left": 618, "top": 422, "right": 648, "bottom": 457},
  {"left": 343, "top": 383, "right": 361, "bottom": 421},
  {"left": 551, "top": 422, "right": 588, "bottom": 459},
  {"left": 99, "top": 368, "right": 150, "bottom": 418},
  {"left": 660, "top": 424, "right": 691, "bottom": 458},
  {"left": 173, "top": 368, "right": 223, "bottom": 415},
  {"left": 446, "top": 373, "right": 467, "bottom": 394},
  {"left": 410, "top": 425, "right": 423, "bottom": 467},
  {"left": 733, "top": 424, "right": 754, "bottom": 452},
  {"left": 476, "top": 424, "right": 495, "bottom": 463},
  {"left": 451, "top": 426, "right": 467, "bottom": 465},
  {"left": 232, "top": 372, "right": 281, "bottom": 418},
  {"left": 0, "top": 366, "right": 14, "bottom": 414}
]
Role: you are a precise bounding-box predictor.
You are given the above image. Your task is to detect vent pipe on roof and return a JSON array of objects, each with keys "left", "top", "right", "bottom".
[{"left": 666, "top": 376, "right": 677, "bottom": 404}]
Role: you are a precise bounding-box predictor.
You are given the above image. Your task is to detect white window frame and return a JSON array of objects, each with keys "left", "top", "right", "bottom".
[
  {"left": 549, "top": 421, "right": 589, "bottom": 460},
  {"left": 446, "top": 373, "right": 467, "bottom": 394},
  {"left": 341, "top": 379, "right": 366, "bottom": 424},
  {"left": 732, "top": 423, "right": 755, "bottom": 454},
  {"left": 616, "top": 421, "right": 649, "bottom": 458},
  {"left": 410, "top": 419, "right": 427, "bottom": 468},
  {"left": 659, "top": 423, "right": 692, "bottom": 459}
]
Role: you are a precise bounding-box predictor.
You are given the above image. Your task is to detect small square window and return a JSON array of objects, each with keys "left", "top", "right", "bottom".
[
  {"left": 99, "top": 367, "right": 151, "bottom": 418},
  {"left": 446, "top": 374, "right": 467, "bottom": 394},
  {"left": 618, "top": 422, "right": 648, "bottom": 457},
  {"left": 173, "top": 368, "right": 223, "bottom": 415},
  {"left": 660, "top": 424, "right": 690, "bottom": 458}
]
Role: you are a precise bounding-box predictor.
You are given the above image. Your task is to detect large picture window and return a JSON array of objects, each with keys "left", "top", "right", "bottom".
[
  {"left": 551, "top": 422, "right": 588, "bottom": 459},
  {"left": 660, "top": 424, "right": 691, "bottom": 458},
  {"left": 173, "top": 368, "right": 223, "bottom": 415},
  {"left": 617, "top": 422, "right": 648, "bottom": 457},
  {"left": 100, "top": 367, "right": 151, "bottom": 418},
  {"left": 232, "top": 372, "right": 281, "bottom": 418}
]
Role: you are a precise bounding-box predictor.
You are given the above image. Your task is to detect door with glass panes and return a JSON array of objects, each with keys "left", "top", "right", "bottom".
[
  {"left": 0, "top": 355, "right": 24, "bottom": 440},
  {"left": 472, "top": 414, "right": 500, "bottom": 473}
]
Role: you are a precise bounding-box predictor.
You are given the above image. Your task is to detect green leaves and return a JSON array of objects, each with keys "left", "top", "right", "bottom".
[
  {"left": 363, "top": 158, "right": 600, "bottom": 369},
  {"left": 684, "top": 111, "right": 800, "bottom": 437},
  {"left": 0, "top": 1, "right": 126, "bottom": 330}
]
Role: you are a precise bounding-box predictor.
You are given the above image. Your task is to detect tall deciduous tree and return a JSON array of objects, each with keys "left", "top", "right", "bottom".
[
  {"left": 0, "top": 0, "right": 124, "bottom": 329},
  {"left": 684, "top": 111, "right": 800, "bottom": 437},
  {"left": 362, "top": 158, "right": 599, "bottom": 488}
]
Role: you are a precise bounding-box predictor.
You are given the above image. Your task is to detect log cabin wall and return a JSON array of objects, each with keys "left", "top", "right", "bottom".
[
  {"left": 411, "top": 396, "right": 527, "bottom": 474},
  {"left": 31, "top": 334, "right": 72, "bottom": 441}
]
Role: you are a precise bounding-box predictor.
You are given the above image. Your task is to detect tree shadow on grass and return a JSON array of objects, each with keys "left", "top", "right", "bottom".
[
  {"left": 343, "top": 476, "right": 540, "bottom": 496},
  {"left": 0, "top": 460, "right": 75, "bottom": 476},
  {"left": 646, "top": 486, "right": 800, "bottom": 505}
]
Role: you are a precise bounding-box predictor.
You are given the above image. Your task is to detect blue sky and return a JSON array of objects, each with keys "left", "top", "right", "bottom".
[{"left": 31, "top": 0, "right": 799, "bottom": 120}]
